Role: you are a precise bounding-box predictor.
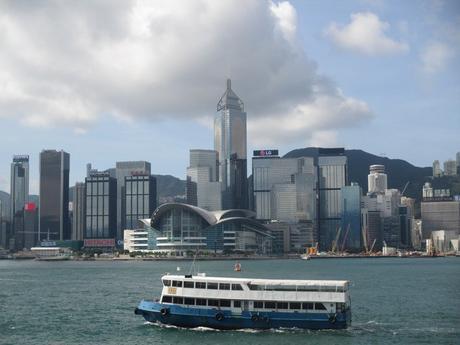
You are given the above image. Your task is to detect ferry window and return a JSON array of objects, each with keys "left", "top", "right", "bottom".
[
  {"left": 172, "top": 281, "right": 183, "bottom": 287},
  {"left": 254, "top": 301, "right": 264, "bottom": 308},
  {"left": 196, "top": 298, "right": 207, "bottom": 306},
  {"left": 207, "top": 282, "right": 218, "bottom": 290},
  {"left": 315, "top": 303, "right": 327, "bottom": 310},
  {"left": 233, "top": 300, "right": 241, "bottom": 308},
  {"left": 184, "top": 298, "right": 195, "bottom": 305},
  {"left": 264, "top": 301, "right": 276, "bottom": 309},
  {"left": 163, "top": 280, "right": 171, "bottom": 287},
  {"left": 208, "top": 299, "right": 219, "bottom": 307},
  {"left": 219, "top": 283, "right": 230, "bottom": 290},
  {"left": 337, "top": 303, "right": 345, "bottom": 311},
  {"left": 289, "top": 302, "right": 301, "bottom": 310},
  {"left": 248, "top": 284, "right": 261, "bottom": 291},
  {"left": 173, "top": 297, "right": 183, "bottom": 304},
  {"left": 220, "top": 300, "right": 231, "bottom": 307},
  {"left": 277, "top": 302, "right": 288, "bottom": 309},
  {"left": 302, "top": 302, "right": 314, "bottom": 310},
  {"left": 162, "top": 296, "right": 172, "bottom": 303},
  {"left": 196, "top": 282, "right": 206, "bottom": 289},
  {"left": 231, "top": 284, "right": 243, "bottom": 291},
  {"left": 184, "top": 281, "right": 194, "bottom": 288}
]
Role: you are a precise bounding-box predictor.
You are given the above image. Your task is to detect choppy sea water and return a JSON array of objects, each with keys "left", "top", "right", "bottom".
[{"left": 0, "top": 258, "right": 459, "bottom": 345}]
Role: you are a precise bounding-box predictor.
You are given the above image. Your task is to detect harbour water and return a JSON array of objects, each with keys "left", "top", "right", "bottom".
[{"left": 0, "top": 258, "right": 458, "bottom": 345}]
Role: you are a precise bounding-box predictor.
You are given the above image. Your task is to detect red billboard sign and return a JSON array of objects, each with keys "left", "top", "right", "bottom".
[
  {"left": 24, "top": 202, "right": 37, "bottom": 211},
  {"left": 83, "top": 238, "right": 115, "bottom": 247}
]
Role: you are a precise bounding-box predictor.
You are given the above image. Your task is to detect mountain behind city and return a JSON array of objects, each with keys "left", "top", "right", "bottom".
[{"left": 284, "top": 147, "right": 433, "bottom": 202}]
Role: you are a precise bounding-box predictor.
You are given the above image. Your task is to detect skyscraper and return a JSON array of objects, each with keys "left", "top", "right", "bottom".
[
  {"left": 367, "top": 165, "right": 387, "bottom": 194},
  {"left": 85, "top": 171, "right": 117, "bottom": 239},
  {"left": 341, "top": 183, "right": 362, "bottom": 251},
  {"left": 214, "top": 79, "right": 248, "bottom": 209},
  {"left": 10, "top": 155, "right": 29, "bottom": 230},
  {"left": 443, "top": 159, "right": 457, "bottom": 176},
  {"left": 432, "top": 160, "right": 442, "bottom": 177},
  {"left": 186, "top": 149, "right": 221, "bottom": 211},
  {"left": 39, "top": 150, "right": 70, "bottom": 241},
  {"left": 72, "top": 182, "right": 86, "bottom": 241},
  {"left": 125, "top": 174, "right": 157, "bottom": 229},
  {"left": 252, "top": 151, "right": 315, "bottom": 223},
  {"left": 456, "top": 152, "right": 460, "bottom": 174},
  {"left": 115, "top": 161, "right": 151, "bottom": 240},
  {"left": 317, "top": 148, "right": 348, "bottom": 251}
]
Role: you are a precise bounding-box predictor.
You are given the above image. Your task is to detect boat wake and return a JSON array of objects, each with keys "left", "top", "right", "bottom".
[
  {"left": 144, "top": 322, "right": 340, "bottom": 334},
  {"left": 348, "top": 320, "right": 459, "bottom": 337}
]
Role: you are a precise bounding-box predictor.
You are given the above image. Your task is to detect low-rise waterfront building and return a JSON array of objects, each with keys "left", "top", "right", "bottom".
[{"left": 126, "top": 203, "right": 273, "bottom": 254}]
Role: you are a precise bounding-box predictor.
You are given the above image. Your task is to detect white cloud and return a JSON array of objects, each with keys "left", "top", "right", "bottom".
[
  {"left": 0, "top": 0, "right": 372, "bottom": 148},
  {"left": 270, "top": 1, "right": 297, "bottom": 43},
  {"left": 325, "top": 12, "right": 409, "bottom": 56},
  {"left": 420, "top": 42, "right": 454, "bottom": 74},
  {"left": 309, "top": 130, "right": 339, "bottom": 147}
]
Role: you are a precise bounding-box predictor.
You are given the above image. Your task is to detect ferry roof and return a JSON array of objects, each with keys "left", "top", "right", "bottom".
[{"left": 162, "top": 274, "right": 349, "bottom": 287}]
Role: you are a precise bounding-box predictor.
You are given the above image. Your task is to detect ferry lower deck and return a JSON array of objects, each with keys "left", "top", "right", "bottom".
[{"left": 135, "top": 300, "right": 351, "bottom": 330}]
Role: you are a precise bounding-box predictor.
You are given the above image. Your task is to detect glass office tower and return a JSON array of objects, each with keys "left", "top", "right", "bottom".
[
  {"left": 340, "top": 183, "right": 362, "bottom": 251},
  {"left": 85, "top": 172, "right": 117, "bottom": 239},
  {"left": 317, "top": 148, "right": 347, "bottom": 251},
  {"left": 10, "top": 155, "right": 29, "bottom": 230},
  {"left": 39, "top": 150, "right": 70, "bottom": 241},
  {"left": 214, "top": 79, "right": 248, "bottom": 210},
  {"left": 115, "top": 161, "right": 151, "bottom": 240},
  {"left": 125, "top": 174, "right": 157, "bottom": 229}
]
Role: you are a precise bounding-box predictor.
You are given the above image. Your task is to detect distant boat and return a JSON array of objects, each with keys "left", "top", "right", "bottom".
[
  {"left": 300, "top": 254, "right": 311, "bottom": 260},
  {"left": 35, "top": 255, "right": 70, "bottom": 261},
  {"left": 234, "top": 262, "right": 241, "bottom": 272}
]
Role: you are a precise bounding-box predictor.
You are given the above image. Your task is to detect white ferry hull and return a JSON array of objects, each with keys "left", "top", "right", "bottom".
[{"left": 135, "top": 300, "right": 351, "bottom": 330}]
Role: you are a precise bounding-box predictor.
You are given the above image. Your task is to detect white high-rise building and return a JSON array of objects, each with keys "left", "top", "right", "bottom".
[
  {"left": 432, "top": 160, "right": 442, "bottom": 177},
  {"left": 368, "top": 165, "right": 387, "bottom": 194},
  {"left": 186, "top": 150, "right": 222, "bottom": 211},
  {"left": 443, "top": 160, "right": 457, "bottom": 176}
]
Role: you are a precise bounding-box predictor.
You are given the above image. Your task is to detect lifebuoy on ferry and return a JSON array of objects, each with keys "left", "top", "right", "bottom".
[
  {"left": 160, "top": 308, "right": 169, "bottom": 316},
  {"left": 251, "top": 314, "right": 259, "bottom": 322},
  {"left": 215, "top": 313, "right": 224, "bottom": 321}
]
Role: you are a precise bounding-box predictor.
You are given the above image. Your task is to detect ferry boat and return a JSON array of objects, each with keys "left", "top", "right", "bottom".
[{"left": 134, "top": 274, "right": 351, "bottom": 330}]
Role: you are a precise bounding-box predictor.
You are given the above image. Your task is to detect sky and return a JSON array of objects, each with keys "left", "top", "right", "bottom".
[{"left": 0, "top": 0, "right": 459, "bottom": 194}]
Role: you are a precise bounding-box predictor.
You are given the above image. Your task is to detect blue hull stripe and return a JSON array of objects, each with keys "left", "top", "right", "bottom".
[{"left": 135, "top": 300, "right": 351, "bottom": 330}]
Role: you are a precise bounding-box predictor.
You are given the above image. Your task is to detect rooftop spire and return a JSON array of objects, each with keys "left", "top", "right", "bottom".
[{"left": 217, "top": 78, "right": 244, "bottom": 112}]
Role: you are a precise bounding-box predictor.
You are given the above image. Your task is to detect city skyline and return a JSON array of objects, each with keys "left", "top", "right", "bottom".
[{"left": 0, "top": 0, "right": 459, "bottom": 194}]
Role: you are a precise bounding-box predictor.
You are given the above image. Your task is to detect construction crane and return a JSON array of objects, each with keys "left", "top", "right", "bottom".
[
  {"left": 362, "top": 226, "right": 369, "bottom": 253},
  {"left": 331, "top": 226, "right": 342, "bottom": 253},
  {"left": 340, "top": 224, "right": 351, "bottom": 254},
  {"left": 369, "top": 238, "right": 377, "bottom": 253},
  {"left": 401, "top": 181, "right": 410, "bottom": 196}
]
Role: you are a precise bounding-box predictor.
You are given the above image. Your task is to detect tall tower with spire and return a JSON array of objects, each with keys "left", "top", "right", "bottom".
[{"left": 214, "top": 79, "right": 248, "bottom": 209}]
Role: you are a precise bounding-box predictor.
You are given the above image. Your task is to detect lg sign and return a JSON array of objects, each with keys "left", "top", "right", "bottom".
[{"left": 253, "top": 149, "right": 279, "bottom": 157}]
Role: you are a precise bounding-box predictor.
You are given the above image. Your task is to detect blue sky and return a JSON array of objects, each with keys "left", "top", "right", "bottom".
[{"left": 0, "top": 0, "right": 459, "bottom": 194}]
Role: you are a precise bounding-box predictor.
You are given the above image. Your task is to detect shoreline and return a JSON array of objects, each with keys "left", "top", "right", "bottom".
[{"left": 1, "top": 254, "right": 457, "bottom": 261}]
